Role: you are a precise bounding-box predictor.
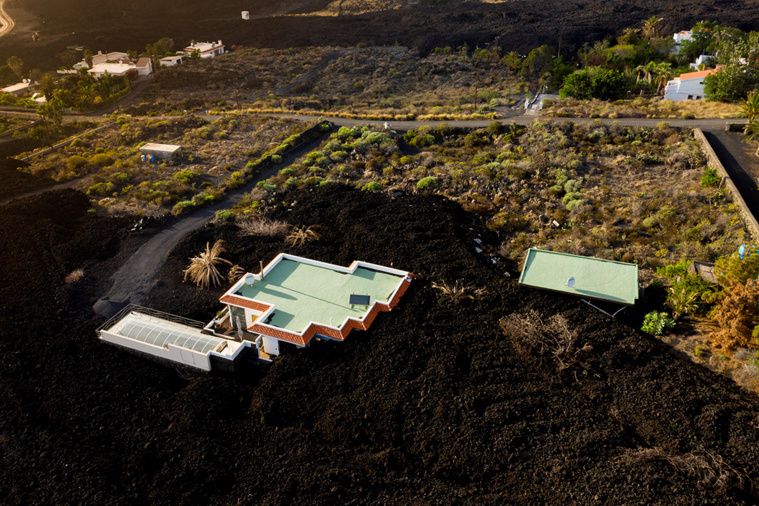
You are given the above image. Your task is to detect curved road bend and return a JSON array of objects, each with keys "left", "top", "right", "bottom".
[
  {"left": 0, "top": 0, "right": 14, "bottom": 38},
  {"left": 93, "top": 133, "right": 328, "bottom": 317}
]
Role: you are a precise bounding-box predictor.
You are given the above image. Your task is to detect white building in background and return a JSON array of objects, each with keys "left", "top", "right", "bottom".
[
  {"left": 671, "top": 30, "right": 693, "bottom": 54},
  {"left": 88, "top": 62, "right": 135, "bottom": 79},
  {"left": 242, "top": 11, "right": 250, "bottom": 20},
  {"left": 183, "top": 40, "right": 225, "bottom": 59},
  {"left": 1, "top": 79, "right": 32, "bottom": 95},
  {"left": 689, "top": 54, "right": 714, "bottom": 70},
  {"left": 663, "top": 68, "right": 721, "bottom": 101},
  {"left": 135, "top": 57, "right": 153, "bottom": 76},
  {"left": 74, "top": 51, "right": 130, "bottom": 70},
  {"left": 160, "top": 55, "right": 183, "bottom": 67}
]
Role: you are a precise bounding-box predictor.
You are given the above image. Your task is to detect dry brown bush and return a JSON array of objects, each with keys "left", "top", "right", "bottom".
[
  {"left": 616, "top": 447, "right": 745, "bottom": 493},
  {"left": 710, "top": 280, "right": 759, "bottom": 350},
  {"left": 183, "top": 240, "right": 232, "bottom": 289},
  {"left": 239, "top": 218, "right": 290, "bottom": 237},
  {"left": 431, "top": 280, "right": 487, "bottom": 305},
  {"left": 227, "top": 264, "right": 246, "bottom": 284},
  {"left": 284, "top": 226, "right": 321, "bottom": 247},
  {"left": 500, "top": 310, "right": 592, "bottom": 374},
  {"left": 64, "top": 268, "right": 84, "bottom": 284}
]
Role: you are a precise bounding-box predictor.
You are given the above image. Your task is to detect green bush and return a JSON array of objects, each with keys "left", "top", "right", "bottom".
[
  {"left": 173, "top": 169, "right": 200, "bottom": 184},
  {"left": 215, "top": 210, "right": 235, "bottom": 221},
  {"left": 417, "top": 176, "right": 439, "bottom": 189},
  {"left": 86, "top": 182, "right": 115, "bottom": 196},
  {"left": 172, "top": 200, "right": 195, "bottom": 215},
  {"left": 361, "top": 181, "right": 383, "bottom": 192},
  {"left": 66, "top": 155, "right": 88, "bottom": 174},
  {"left": 335, "top": 126, "right": 358, "bottom": 141},
  {"left": 561, "top": 66, "right": 629, "bottom": 101},
  {"left": 701, "top": 167, "right": 720, "bottom": 188},
  {"left": 641, "top": 311, "right": 676, "bottom": 336},
  {"left": 642, "top": 216, "right": 658, "bottom": 228},
  {"left": 270, "top": 154, "right": 282, "bottom": 164}
]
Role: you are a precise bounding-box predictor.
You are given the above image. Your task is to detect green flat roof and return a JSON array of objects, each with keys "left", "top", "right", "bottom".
[
  {"left": 519, "top": 248, "right": 639, "bottom": 305},
  {"left": 236, "top": 259, "right": 404, "bottom": 333}
]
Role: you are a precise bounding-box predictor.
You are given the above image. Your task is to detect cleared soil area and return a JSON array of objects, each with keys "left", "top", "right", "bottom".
[
  {"left": 2, "top": 161, "right": 759, "bottom": 503},
  {"left": 6, "top": 0, "right": 759, "bottom": 71}
]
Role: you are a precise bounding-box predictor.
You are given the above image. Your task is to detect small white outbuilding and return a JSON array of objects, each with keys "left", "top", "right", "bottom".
[{"left": 139, "top": 143, "right": 183, "bottom": 161}]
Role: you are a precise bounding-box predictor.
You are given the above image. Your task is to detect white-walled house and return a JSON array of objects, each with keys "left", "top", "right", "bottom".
[
  {"left": 135, "top": 57, "right": 153, "bottom": 76},
  {"left": 160, "top": 55, "right": 183, "bottom": 67},
  {"left": 184, "top": 40, "right": 225, "bottom": 58},
  {"left": 88, "top": 62, "right": 136, "bottom": 79},
  {"left": 663, "top": 68, "right": 721, "bottom": 101},
  {"left": 671, "top": 30, "right": 693, "bottom": 54}
]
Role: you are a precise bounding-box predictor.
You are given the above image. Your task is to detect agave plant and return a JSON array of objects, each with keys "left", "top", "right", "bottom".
[{"left": 183, "top": 240, "right": 232, "bottom": 289}]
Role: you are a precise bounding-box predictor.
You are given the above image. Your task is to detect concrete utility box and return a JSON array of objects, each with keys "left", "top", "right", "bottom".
[{"left": 139, "top": 143, "right": 183, "bottom": 161}]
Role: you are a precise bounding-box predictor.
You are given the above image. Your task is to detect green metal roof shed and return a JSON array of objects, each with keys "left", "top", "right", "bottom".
[{"left": 519, "top": 248, "right": 639, "bottom": 305}]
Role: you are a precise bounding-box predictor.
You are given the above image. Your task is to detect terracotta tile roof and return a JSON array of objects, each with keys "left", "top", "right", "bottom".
[{"left": 678, "top": 68, "right": 721, "bottom": 81}]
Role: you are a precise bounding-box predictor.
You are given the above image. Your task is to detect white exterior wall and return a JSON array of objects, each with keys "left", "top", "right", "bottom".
[
  {"left": 664, "top": 78, "right": 707, "bottom": 101},
  {"left": 100, "top": 329, "right": 213, "bottom": 371},
  {"left": 262, "top": 335, "right": 280, "bottom": 356}
]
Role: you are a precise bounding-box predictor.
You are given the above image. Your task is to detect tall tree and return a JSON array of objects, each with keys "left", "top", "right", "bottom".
[{"left": 641, "top": 16, "right": 663, "bottom": 39}]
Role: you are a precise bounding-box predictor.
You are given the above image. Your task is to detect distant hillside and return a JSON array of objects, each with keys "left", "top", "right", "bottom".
[{"left": 5, "top": 0, "right": 759, "bottom": 71}]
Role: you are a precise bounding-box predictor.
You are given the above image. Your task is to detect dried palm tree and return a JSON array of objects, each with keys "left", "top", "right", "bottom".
[
  {"left": 183, "top": 240, "right": 232, "bottom": 289},
  {"left": 284, "top": 226, "right": 321, "bottom": 247},
  {"left": 431, "top": 280, "right": 487, "bottom": 304},
  {"left": 228, "top": 264, "right": 247, "bottom": 284}
]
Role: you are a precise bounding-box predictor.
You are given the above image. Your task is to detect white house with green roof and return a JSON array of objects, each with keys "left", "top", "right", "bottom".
[
  {"left": 211, "top": 253, "right": 413, "bottom": 360},
  {"left": 519, "top": 248, "right": 639, "bottom": 306},
  {"left": 98, "top": 254, "right": 413, "bottom": 371}
]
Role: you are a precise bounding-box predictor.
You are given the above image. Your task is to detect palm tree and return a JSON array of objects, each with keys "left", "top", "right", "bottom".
[
  {"left": 182, "top": 240, "right": 232, "bottom": 289},
  {"left": 642, "top": 16, "right": 663, "bottom": 39},
  {"left": 744, "top": 120, "right": 759, "bottom": 156},
  {"left": 742, "top": 91, "right": 759, "bottom": 123},
  {"left": 654, "top": 62, "right": 673, "bottom": 94}
]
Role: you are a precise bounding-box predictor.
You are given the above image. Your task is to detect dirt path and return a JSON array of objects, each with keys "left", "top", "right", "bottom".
[{"left": 93, "top": 132, "right": 329, "bottom": 317}]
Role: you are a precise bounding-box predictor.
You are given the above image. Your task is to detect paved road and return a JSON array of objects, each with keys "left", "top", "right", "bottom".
[
  {"left": 266, "top": 112, "right": 746, "bottom": 130},
  {"left": 702, "top": 129, "right": 759, "bottom": 223}
]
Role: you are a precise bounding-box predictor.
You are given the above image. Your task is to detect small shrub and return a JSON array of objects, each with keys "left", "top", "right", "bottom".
[
  {"left": 173, "top": 169, "right": 201, "bottom": 184},
  {"left": 432, "top": 281, "right": 486, "bottom": 305},
  {"left": 361, "top": 181, "right": 383, "bottom": 192},
  {"left": 285, "top": 226, "right": 320, "bottom": 247},
  {"left": 66, "top": 155, "right": 88, "bottom": 175},
  {"left": 417, "top": 176, "right": 439, "bottom": 190},
  {"left": 239, "top": 218, "right": 290, "bottom": 237},
  {"left": 641, "top": 311, "right": 676, "bottom": 336},
  {"left": 172, "top": 200, "right": 195, "bottom": 215},
  {"left": 701, "top": 167, "right": 720, "bottom": 188},
  {"left": 214, "top": 210, "right": 235, "bottom": 222},
  {"left": 64, "top": 268, "right": 84, "bottom": 284}
]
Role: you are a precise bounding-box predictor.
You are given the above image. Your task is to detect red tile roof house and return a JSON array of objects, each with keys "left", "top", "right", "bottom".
[
  {"left": 98, "top": 254, "right": 413, "bottom": 372},
  {"left": 663, "top": 68, "right": 722, "bottom": 101},
  {"left": 183, "top": 40, "right": 225, "bottom": 59}
]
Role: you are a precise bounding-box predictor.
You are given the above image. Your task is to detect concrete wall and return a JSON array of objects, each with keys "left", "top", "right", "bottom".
[
  {"left": 100, "top": 329, "right": 212, "bottom": 371},
  {"left": 693, "top": 128, "right": 759, "bottom": 240}
]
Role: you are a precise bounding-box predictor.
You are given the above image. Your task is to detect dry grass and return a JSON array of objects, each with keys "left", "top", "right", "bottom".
[
  {"left": 431, "top": 280, "right": 487, "bottom": 304},
  {"left": 64, "top": 268, "right": 84, "bottom": 284},
  {"left": 182, "top": 240, "right": 232, "bottom": 289},
  {"left": 500, "top": 310, "right": 592, "bottom": 374},
  {"left": 543, "top": 97, "right": 743, "bottom": 119},
  {"left": 284, "top": 226, "right": 321, "bottom": 247},
  {"left": 616, "top": 447, "right": 745, "bottom": 493},
  {"left": 239, "top": 218, "right": 290, "bottom": 237}
]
